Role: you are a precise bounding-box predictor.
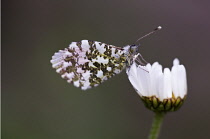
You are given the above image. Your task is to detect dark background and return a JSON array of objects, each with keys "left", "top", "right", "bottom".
[{"left": 2, "top": 0, "right": 210, "bottom": 139}]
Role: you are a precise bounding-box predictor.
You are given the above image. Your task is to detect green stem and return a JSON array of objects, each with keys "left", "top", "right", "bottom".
[{"left": 148, "top": 112, "right": 165, "bottom": 139}]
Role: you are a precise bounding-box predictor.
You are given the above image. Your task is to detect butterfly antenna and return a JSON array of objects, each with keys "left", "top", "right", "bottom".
[{"left": 135, "top": 26, "right": 162, "bottom": 44}]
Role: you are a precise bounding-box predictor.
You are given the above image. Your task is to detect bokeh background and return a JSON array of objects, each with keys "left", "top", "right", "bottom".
[{"left": 2, "top": 0, "right": 210, "bottom": 139}]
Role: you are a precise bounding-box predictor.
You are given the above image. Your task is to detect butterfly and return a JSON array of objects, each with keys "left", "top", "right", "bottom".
[
  {"left": 50, "top": 26, "right": 161, "bottom": 90},
  {"left": 50, "top": 40, "right": 144, "bottom": 90}
]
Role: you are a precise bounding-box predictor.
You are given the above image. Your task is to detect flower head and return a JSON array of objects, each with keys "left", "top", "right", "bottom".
[{"left": 127, "top": 58, "right": 187, "bottom": 112}]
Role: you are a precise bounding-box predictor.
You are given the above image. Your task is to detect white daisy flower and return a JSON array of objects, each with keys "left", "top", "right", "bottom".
[{"left": 126, "top": 58, "right": 187, "bottom": 112}]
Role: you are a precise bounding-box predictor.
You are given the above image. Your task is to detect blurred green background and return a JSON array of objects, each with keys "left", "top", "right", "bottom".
[{"left": 2, "top": 0, "right": 210, "bottom": 139}]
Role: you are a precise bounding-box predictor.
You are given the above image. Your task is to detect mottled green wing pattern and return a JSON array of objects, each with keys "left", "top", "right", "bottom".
[{"left": 50, "top": 40, "right": 129, "bottom": 90}]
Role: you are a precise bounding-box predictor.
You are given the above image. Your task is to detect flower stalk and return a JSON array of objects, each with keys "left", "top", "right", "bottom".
[{"left": 148, "top": 112, "right": 165, "bottom": 139}]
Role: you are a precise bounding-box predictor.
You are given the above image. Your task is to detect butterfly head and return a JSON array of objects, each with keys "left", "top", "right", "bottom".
[{"left": 129, "top": 44, "right": 139, "bottom": 55}]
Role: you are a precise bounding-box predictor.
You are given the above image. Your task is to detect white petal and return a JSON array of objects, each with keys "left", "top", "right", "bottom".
[
  {"left": 137, "top": 64, "right": 151, "bottom": 96},
  {"left": 127, "top": 63, "right": 142, "bottom": 96},
  {"left": 150, "top": 63, "right": 162, "bottom": 98},
  {"left": 177, "top": 65, "right": 187, "bottom": 98},
  {"left": 162, "top": 68, "right": 172, "bottom": 100},
  {"left": 173, "top": 58, "right": 180, "bottom": 66}
]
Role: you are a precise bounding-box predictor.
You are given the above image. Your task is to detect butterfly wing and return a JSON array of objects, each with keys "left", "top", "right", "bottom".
[{"left": 50, "top": 40, "right": 127, "bottom": 90}]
